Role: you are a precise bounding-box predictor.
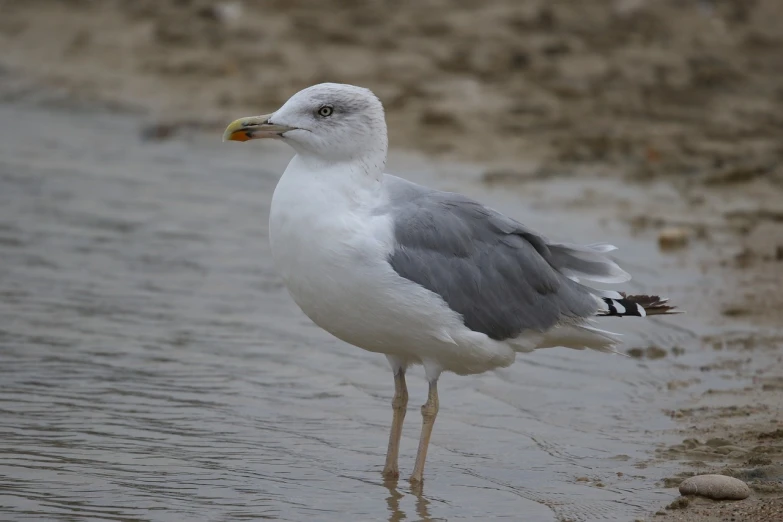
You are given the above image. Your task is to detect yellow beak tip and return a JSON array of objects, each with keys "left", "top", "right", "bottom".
[
  {"left": 222, "top": 117, "right": 251, "bottom": 142},
  {"left": 222, "top": 130, "right": 249, "bottom": 143},
  {"left": 223, "top": 114, "right": 283, "bottom": 143}
]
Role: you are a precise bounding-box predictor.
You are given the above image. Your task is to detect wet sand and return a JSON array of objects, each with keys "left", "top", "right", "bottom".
[{"left": 1, "top": 2, "right": 782, "bottom": 520}]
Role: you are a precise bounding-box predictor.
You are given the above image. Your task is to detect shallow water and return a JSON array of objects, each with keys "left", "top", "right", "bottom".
[{"left": 0, "top": 100, "right": 743, "bottom": 521}]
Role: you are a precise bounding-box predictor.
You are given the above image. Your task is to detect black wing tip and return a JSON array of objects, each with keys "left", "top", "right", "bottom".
[{"left": 599, "top": 294, "right": 682, "bottom": 317}]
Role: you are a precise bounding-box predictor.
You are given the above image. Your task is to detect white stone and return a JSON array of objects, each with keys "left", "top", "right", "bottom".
[{"left": 678, "top": 474, "right": 750, "bottom": 500}]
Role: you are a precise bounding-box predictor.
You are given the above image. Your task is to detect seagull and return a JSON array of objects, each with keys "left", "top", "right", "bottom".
[{"left": 222, "top": 83, "right": 678, "bottom": 485}]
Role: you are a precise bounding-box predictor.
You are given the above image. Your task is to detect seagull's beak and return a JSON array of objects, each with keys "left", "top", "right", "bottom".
[{"left": 222, "top": 114, "right": 296, "bottom": 142}]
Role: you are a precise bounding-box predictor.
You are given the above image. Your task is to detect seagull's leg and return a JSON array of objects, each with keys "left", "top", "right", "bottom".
[
  {"left": 382, "top": 365, "right": 408, "bottom": 479},
  {"left": 409, "top": 378, "right": 439, "bottom": 485}
]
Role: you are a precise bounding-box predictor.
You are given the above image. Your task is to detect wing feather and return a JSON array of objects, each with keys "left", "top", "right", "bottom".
[{"left": 384, "top": 176, "right": 616, "bottom": 341}]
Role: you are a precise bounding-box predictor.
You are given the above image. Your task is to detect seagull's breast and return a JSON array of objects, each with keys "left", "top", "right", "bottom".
[
  {"left": 268, "top": 158, "right": 467, "bottom": 355},
  {"left": 269, "top": 159, "right": 398, "bottom": 348}
]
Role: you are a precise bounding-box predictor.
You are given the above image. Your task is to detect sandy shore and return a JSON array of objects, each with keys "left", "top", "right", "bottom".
[
  {"left": 2, "top": 1, "right": 781, "bottom": 519},
  {"left": 651, "top": 341, "right": 783, "bottom": 521}
]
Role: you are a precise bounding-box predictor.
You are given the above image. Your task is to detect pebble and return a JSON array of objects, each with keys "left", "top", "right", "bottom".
[
  {"left": 658, "top": 227, "right": 690, "bottom": 250},
  {"left": 678, "top": 474, "right": 750, "bottom": 500}
]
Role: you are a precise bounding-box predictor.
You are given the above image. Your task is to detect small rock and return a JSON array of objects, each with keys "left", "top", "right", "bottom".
[
  {"left": 658, "top": 227, "right": 690, "bottom": 250},
  {"left": 627, "top": 346, "right": 667, "bottom": 359},
  {"left": 722, "top": 305, "right": 751, "bottom": 317},
  {"left": 678, "top": 474, "right": 750, "bottom": 500},
  {"left": 627, "top": 347, "right": 644, "bottom": 358}
]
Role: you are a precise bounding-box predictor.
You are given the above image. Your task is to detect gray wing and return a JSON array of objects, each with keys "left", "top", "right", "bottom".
[{"left": 384, "top": 175, "right": 629, "bottom": 341}]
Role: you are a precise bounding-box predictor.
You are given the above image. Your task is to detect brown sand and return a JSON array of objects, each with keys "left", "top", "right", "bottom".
[
  {"left": 2, "top": 1, "right": 781, "bottom": 519},
  {"left": 2, "top": 0, "right": 783, "bottom": 173},
  {"left": 652, "top": 336, "right": 783, "bottom": 521}
]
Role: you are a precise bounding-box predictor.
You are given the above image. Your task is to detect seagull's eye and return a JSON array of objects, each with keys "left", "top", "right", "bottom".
[{"left": 317, "top": 106, "right": 333, "bottom": 118}]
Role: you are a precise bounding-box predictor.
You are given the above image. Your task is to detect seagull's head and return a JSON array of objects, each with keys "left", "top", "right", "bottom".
[{"left": 223, "top": 83, "right": 388, "bottom": 164}]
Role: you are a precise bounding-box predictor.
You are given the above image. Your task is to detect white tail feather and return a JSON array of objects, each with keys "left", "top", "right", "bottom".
[
  {"left": 549, "top": 242, "right": 631, "bottom": 284},
  {"left": 586, "top": 287, "right": 624, "bottom": 299},
  {"left": 585, "top": 243, "right": 618, "bottom": 253},
  {"left": 533, "top": 324, "right": 623, "bottom": 353}
]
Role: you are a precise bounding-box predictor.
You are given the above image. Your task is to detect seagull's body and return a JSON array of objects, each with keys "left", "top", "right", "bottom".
[
  {"left": 272, "top": 166, "right": 513, "bottom": 377},
  {"left": 224, "top": 83, "right": 678, "bottom": 485}
]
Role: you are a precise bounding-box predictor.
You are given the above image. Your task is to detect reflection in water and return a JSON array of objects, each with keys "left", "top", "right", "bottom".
[
  {"left": 385, "top": 480, "right": 407, "bottom": 522},
  {"left": 384, "top": 479, "right": 435, "bottom": 522},
  {"left": 0, "top": 102, "right": 712, "bottom": 521},
  {"left": 415, "top": 490, "right": 433, "bottom": 522}
]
